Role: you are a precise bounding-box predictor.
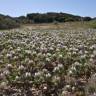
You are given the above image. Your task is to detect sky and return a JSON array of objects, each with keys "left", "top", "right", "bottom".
[{"left": 0, "top": 0, "right": 96, "bottom": 17}]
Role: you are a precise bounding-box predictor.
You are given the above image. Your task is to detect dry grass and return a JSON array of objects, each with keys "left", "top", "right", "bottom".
[{"left": 22, "top": 22, "right": 90, "bottom": 30}]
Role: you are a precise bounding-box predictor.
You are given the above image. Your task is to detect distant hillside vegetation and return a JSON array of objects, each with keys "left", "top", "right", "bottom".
[
  {"left": 18, "top": 12, "right": 92, "bottom": 24},
  {"left": 0, "top": 12, "right": 94, "bottom": 29},
  {"left": 0, "top": 14, "right": 20, "bottom": 29}
]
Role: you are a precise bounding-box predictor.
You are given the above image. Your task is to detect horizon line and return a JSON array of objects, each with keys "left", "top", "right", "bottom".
[{"left": 0, "top": 11, "right": 95, "bottom": 18}]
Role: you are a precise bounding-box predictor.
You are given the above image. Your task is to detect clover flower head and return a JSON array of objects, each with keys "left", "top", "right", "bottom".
[{"left": 25, "top": 72, "right": 31, "bottom": 77}]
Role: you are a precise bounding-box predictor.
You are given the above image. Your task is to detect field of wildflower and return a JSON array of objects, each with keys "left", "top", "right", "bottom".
[{"left": 0, "top": 26, "right": 96, "bottom": 96}]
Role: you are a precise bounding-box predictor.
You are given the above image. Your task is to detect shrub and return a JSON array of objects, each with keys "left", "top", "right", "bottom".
[{"left": 0, "top": 15, "right": 20, "bottom": 29}]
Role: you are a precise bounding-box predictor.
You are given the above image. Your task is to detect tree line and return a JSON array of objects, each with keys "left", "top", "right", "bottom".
[{"left": 0, "top": 12, "right": 94, "bottom": 29}]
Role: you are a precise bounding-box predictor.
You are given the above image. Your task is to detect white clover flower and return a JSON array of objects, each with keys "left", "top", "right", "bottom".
[
  {"left": 0, "top": 60, "right": 3, "bottom": 64},
  {"left": 28, "top": 60, "right": 34, "bottom": 64},
  {"left": 15, "top": 76, "right": 19, "bottom": 80},
  {"left": 93, "top": 92, "right": 96, "bottom": 96},
  {"left": 45, "top": 73, "right": 51, "bottom": 78},
  {"left": 63, "top": 46, "right": 67, "bottom": 49},
  {"left": 37, "top": 53, "right": 42, "bottom": 57},
  {"left": 32, "top": 44, "right": 35, "bottom": 48},
  {"left": 16, "top": 47, "right": 21, "bottom": 52},
  {"left": 43, "top": 86, "right": 47, "bottom": 90},
  {"left": 58, "top": 64, "right": 63, "bottom": 68},
  {"left": 42, "top": 69, "right": 48, "bottom": 73},
  {"left": 69, "top": 47, "right": 73, "bottom": 51},
  {"left": 0, "top": 54, "right": 3, "bottom": 58},
  {"left": 62, "top": 91, "right": 68, "bottom": 95},
  {"left": 73, "top": 51, "right": 76, "bottom": 55},
  {"left": 46, "top": 57, "right": 50, "bottom": 62},
  {"left": 93, "top": 50, "right": 96, "bottom": 55},
  {"left": 85, "top": 51, "right": 88, "bottom": 54},
  {"left": 9, "top": 46, "right": 13, "bottom": 50},
  {"left": 90, "top": 44, "right": 96, "bottom": 49},
  {"left": 53, "top": 66, "right": 59, "bottom": 72},
  {"left": 67, "top": 52, "right": 71, "bottom": 55},
  {"left": 35, "top": 71, "right": 41, "bottom": 77},
  {"left": 92, "top": 73, "right": 96, "bottom": 79},
  {"left": 32, "top": 51, "right": 37, "bottom": 55},
  {"left": 79, "top": 44, "right": 83, "bottom": 48},
  {"left": 18, "top": 65, "right": 25, "bottom": 70},
  {"left": 68, "top": 70, "right": 73, "bottom": 75},
  {"left": 73, "top": 48, "right": 78, "bottom": 52},
  {"left": 79, "top": 50, "right": 83, "bottom": 54},
  {"left": 56, "top": 48, "right": 60, "bottom": 52},
  {"left": 89, "top": 58, "right": 93, "bottom": 62},
  {"left": 65, "top": 85, "right": 71, "bottom": 89},
  {"left": 6, "top": 53, "right": 12, "bottom": 58},
  {"left": 13, "top": 56, "right": 18, "bottom": 60},
  {"left": 59, "top": 54, "right": 63, "bottom": 58},
  {"left": 3, "top": 70, "right": 10, "bottom": 75},
  {"left": 90, "top": 46, "right": 94, "bottom": 50},
  {"left": 90, "top": 54, "right": 95, "bottom": 58},
  {"left": 7, "top": 64, "right": 12, "bottom": 68},
  {"left": 52, "top": 53, "right": 56, "bottom": 57},
  {"left": 46, "top": 53, "right": 51, "bottom": 56},
  {"left": 72, "top": 86, "right": 75, "bottom": 91},
  {"left": 25, "top": 50, "right": 31, "bottom": 54},
  {"left": 54, "top": 76, "right": 60, "bottom": 81},
  {"left": 0, "top": 73, "right": 5, "bottom": 78},
  {"left": 0, "top": 82, "right": 7, "bottom": 88},
  {"left": 10, "top": 50, "right": 15, "bottom": 55},
  {"left": 25, "top": 72, "right": 31, "bottom": 77},
  {"left": 71, "top": 66, "right": 76, "bottom": 71},
  {"left": 81, "top": 54, "right": 86, "bottom": 59},
  {"left": 74, "top": 62, "right": 80, "bottom": 66},
  {"left": 31, "top": 87, "right": 36, "bottom": 91},
  {"left": 49, "top": 47, "right": 54, "bottom": 51}
]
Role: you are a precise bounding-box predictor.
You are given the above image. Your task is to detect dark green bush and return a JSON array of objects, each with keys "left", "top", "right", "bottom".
[{"left": 0, "top": 15, "right": 20, "bottom": 29}]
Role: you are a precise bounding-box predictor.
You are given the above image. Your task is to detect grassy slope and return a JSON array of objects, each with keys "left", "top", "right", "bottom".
[{"left": 22, "top": 22, "right": 91, "bottom": 30}]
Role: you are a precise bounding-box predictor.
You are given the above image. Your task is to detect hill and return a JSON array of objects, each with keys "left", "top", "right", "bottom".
[{"left": 0, "top": 12, "right": 94, "bottom": 29}]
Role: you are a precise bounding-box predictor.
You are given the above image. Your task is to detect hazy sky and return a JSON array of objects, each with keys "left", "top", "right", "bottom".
[{"left": 0, "top": 0, "right": 95, "bottom": 17}]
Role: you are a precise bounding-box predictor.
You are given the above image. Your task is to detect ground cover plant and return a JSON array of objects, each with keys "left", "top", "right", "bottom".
[{"left": 0, "top": 27, "right": 96, "bottom": 96}]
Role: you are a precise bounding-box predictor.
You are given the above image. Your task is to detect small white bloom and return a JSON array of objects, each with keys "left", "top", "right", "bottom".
[
  {"left": 93, "top": 50, "right": 96, "bottom": 55},
  {"left": 90, "top": 58, "right": 93, "bottom": 62},
  {"left": 46, "top": 73, "right": 51, "bottom": 78},
  {"left": 35, "top": 72, "right": 41, "bottom": 77},
  {"left": 53, "top": 67, "right": 59, "bottom": 72},
  {"left": 25, "top": 50, "right": 31, "bottom": 54},
  {"left": 25, "top": 72, "right": 31, "bottom": 77},
  {"left": 62, "top": 91, "right": 68, "bottom": 95},
  {"left": 46, "top": 57, "right": 50, "bottom": 62},
  {"left": 73, "top": 51, "right": 76, "bottom": 55},
  {"left": 47, "top": 53, "right": 51, "bottom": 56},
  {"left": 10, "top": 50, "right": 15, "bottom": 55},
  {"left": 72, "top": 86, "right": 75, "bottom": 91},
  {"left": 3, "top": 70, "right": 10, "bottom": 75},
  {"left": 0, "top": 82, "right": 7, "bottom": 88},
  {"left": 58, "top": 64, "right": 63, "bottom": 68},
  {"left": 15, "top": 76, "right": 19, "bottom": 80},
  {"left": 7, "top": 64, "right": 12, "bottom": 68},
  {"left": 6, "top": 53, "right": 12, "bottom": 58},
  {"left": 59, "top": 54, "right": 63, "bottom": 58},
  {"left": 69, "top": 70, "right": 73, "bottom": 75},
  {"left": 85, "top": 51, "right": 88, "bottom": 54},
  {"left": 18, "top": 65, "right": 25, "bottom": 70},
  {"left": 90, "top": 54, "right": 95, "bottom": 58},
  {"left": 65, "top": 85, "right": 70, "bottom": 89},
  {"left": 81, "top": 54, "right": 86, "bottom": 59},
  {"left": 43, "top": 86, "right": 47, "bottom": 90},
  {"left": 16, "top": 47, "right": 21, "bottom": 52}
]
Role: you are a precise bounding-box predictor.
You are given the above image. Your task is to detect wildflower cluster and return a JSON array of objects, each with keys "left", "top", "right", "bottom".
[{"left": 0, "top": 28, "right": 96, "bottom": 95}]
